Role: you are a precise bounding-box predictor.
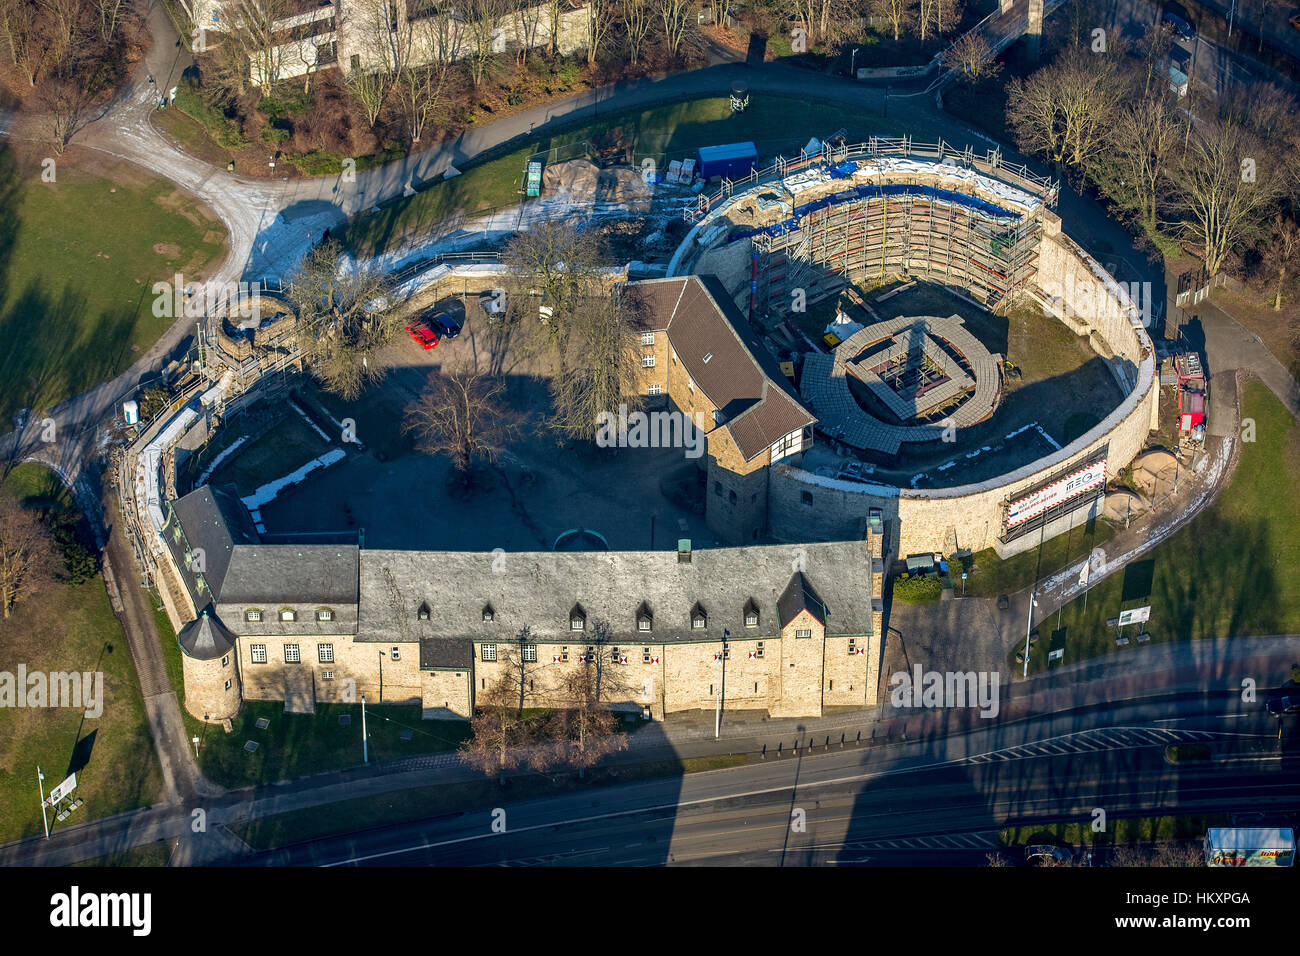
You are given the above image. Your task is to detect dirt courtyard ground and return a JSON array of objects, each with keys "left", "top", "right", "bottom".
[{"left": 249, "top": 300, "right": 717, "bottom": 552}]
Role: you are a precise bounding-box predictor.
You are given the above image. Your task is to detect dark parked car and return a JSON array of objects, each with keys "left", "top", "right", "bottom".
[
  {"left": 1161, "top": 10, "right": 1195, "bottom": 40},
  {"left": 1266, "top": 689, "right": 1300, "bottom": 718},
  {"left": 431, "top": 311, "right": 462, "bottom": 339}
]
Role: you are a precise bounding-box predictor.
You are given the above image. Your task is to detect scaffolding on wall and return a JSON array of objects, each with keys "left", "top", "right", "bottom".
[{"left": 753, "top": 192, "right": 1043, "bottom": 319}]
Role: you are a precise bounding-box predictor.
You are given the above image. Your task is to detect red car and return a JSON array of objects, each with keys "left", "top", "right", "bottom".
[{"left": 405, "top": 319, "right": 439, "bottom": 349}]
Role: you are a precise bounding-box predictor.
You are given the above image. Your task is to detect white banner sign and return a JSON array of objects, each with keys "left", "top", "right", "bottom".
[
  {"left": 1117, "top": 606, "right": 1151, "bottom": 627},
  {"left": 1005, "top": 459, "right": 1107, "bottom": 528},
  {"left": 47, "top": 773, "right": 76, "bottom": 805}
]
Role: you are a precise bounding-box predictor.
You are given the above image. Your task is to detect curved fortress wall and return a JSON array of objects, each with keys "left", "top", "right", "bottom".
[{"left": 679, "top": 167, "right": 1158, "bottom": 558}]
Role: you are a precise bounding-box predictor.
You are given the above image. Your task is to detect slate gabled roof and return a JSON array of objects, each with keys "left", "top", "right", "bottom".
[
  {"left": 624, "top": 274, "right": 816, "bottom": 461},
  {"left": 357, "top": 541, "right": 872, "bottom": 647},
  {"left": 777, "top": 572, "right": 829, "bottom": 628},
  {"left": 164, "top": 483, "right": 260, "bottom": 607}
]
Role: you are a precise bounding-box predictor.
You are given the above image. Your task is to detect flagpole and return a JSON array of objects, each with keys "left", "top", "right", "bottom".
[{"left": 37, "top": 767, "right": 49, "bottom": 839}]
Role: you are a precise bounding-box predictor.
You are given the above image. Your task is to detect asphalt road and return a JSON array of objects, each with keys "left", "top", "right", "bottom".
[{"left": 236, "top": 693, "right": 1300, "bottom": 867}]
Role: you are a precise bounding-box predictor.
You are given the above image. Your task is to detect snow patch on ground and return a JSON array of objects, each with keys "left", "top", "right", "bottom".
[
  {"left": 241, "top": 447, "right": 347, "bottom": 510},
  {"left": 196, "top": 436, "right": 248, "bottom": 486}
]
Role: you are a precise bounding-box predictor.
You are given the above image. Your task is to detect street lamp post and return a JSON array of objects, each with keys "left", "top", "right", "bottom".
[
  {"left": 715, "top": 629, "right": 730, "bottom": 739},
  {"left": 37, "top": 767, "right": 49, "bottom": 839},
  {"left": 378, "top": 650, "right": 385, "bottom": 701},
  {"left": 1022, "top": 593, "right": 1037, "bottom": 680},
  {"left": 850, "top": 47, "right": 860, "bottom": 77},
  {"left": 361, "top": 695, "right": 368, "bottom": 764}
]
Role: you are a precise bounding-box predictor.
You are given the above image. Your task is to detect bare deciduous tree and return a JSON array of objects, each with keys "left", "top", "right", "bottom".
[
  {"left": 536, "top": 638, "right": 629, "bottom": 776},
  {"left": 656, "top": 0, "right": 692, "bottom": 57},
  {"left": 1107, "top": 842, "right": 1203, "bottom": 867},
  {"left": 502, "top": 221, "right": 603, "bottom": 370},
  {"left": 460, "top": 672, "right": 537, "bottom": 776},
  {"left": 463, "top": 0, "right": 506, "bottom": 86},
  {"left": 1005, "top": 46, "right": 1132, "bottom": 173},
  {"left": 620, "top": 0, "right": 651, "bottom": 65},
  {"left": 1090, "top": 94, "right": 1182, "bottom": 232},
  {"left": 0, "top": 496, "right": 56, "bottom": 620},
  {"left": 223, "top": 0, "right": 293, "bottom": 88},
  {"left": 586, "top": 0, "right": 614, "bottom": 64},
  {"left": 403, "top": 365, "right": 520, "bottom": 476},
  {"left": 0, "top": 0, "right": 55, "bottom": 86},
  {"left": 1169, "top": 120, "right": 1284, "bottom": 275},
  {"left": 37, "top": 68, "right": 90, "bottom": 154},
  {"left": 288, "top": 240, "right": 398, "bottom": 400},
  {"left": 546, "top": 290, "right": 645, "bottom": 441},
  {"left": 1259, "top": 215, "right": 1300, "bottom": 311},
  {"left": 869, "top": 0, "right": 913, "bottom": 42},
  {"left": 943, "top": 27, "right": 997, "bottom": 83}
]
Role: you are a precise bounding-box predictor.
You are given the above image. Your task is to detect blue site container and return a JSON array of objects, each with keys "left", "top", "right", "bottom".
[{"left": 697, "top": 142, "right": 759, "bottom": 180}]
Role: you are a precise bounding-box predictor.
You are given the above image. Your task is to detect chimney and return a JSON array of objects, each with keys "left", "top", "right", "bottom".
[{"left": 677, "top": 539, "right": 692, "bottom": 563}]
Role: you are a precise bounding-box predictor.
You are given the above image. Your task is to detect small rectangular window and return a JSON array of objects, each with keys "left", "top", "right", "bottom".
[
  {"left": 317, "top": 608, "right": 334, "bottom": 622},
  {"left": 848, "top": 638, "right": 857, "bottom": 655},
  {"left": 322, "top": 670, "right": 334, "bottom": 680},
  {"left": 284, "top": 644, "right": 301, "bottom": 663},
  {"left": 224, "top": 679, "right": 232, "bottom": 691},
  {"left": 801, "top": 491, "right": 813, "bottom": 506},
  {"left": 251, "top": 644, "right": 267, "bottom": 663},
  {"left": 638, "top": 618, "right": 651, "bottom": 631},
  {"left": 246, "top": 609, "right": 262, "bottom": 623},
  {"left": 642, "top": 354, "right": 656, "bottom": 367},
  {"left": 318, "top": 644, "right": 334, "bottom": 663},
  {"left": 648, "top": 384, "right": 662, "bottom": 396},
  {"left": 561, "top": 647, "right": 569, "bottom": 662},
  {"left": 640, "top": 331, "right": 655, "bottom": 345},
  {"left": 756, "top": 641, "right": 764, "bottom": 659},
  {"left": 280, "top": 609, "right": 296, "bottom": 622},
  {"left": 221, "top": 655, "right": 229, "bottom": 667},
  {"left": 523, "top": 643, "right": 537, "bottom": 662},
  {"left": 391, "top": 647, "right": 401, "bottom": 661},
  {"left": 481, "top": 643, "right": 497, "bottom": 662},
  {"left": 571, "top": 617, "right": 584, "bottom": 631},
  {"left": 643, "top": 647, "right": 651, "bottom": 663},
  {"left": 796, "top": 628, "right": 812, "bottom": 639},
  {"left": 723, "top": 643, "right": 730, "bottom": 660},
  {"left": 745, "top": 613, "right": 758, "bottom": 627}
]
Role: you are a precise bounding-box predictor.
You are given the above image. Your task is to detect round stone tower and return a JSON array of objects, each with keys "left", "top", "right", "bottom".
[{"left": 177, "top": 608, "right": 242, "bottom": 722}]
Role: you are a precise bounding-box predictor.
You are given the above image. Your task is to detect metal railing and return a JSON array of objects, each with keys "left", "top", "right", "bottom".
[{"left": 684, "top": 136, "right": 1058, "bottom": 224}]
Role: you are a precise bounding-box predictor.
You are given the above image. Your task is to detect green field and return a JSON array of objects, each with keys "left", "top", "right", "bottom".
[
  {"left": 190, "top": 700, "right": 471, "bottom": 789},
  {"left": 1020, "top": 381, "right": 1300, "bottom": 673},
  {"left": 343, "top": 95, "right": 910, "bottom": 258},
  {"left": 0, "top": 145, "right": 226, "bottom": 421},
  {"left": 0, "top": 464, "right": 164, "bottom": 844}
]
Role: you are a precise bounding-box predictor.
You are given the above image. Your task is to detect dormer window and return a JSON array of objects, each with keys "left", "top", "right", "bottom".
[
  {"left": 569, "top": 603, "right": 586, "bottom": 631},
  {"left": 691, "top": 602, "right": 707, "bottom": 629},
  {"left": 316, "top": 608, "right": 334, "bottom": 622},
  {"left": 482, "top": 603, "right": 495, "bottom": 623},
  {"left": 246, "top": 609, "right": 263, "bottom": 623},
  {"left": 418, "top": 601, "right": 431, "bottom": 621},
  {"left": 279, "top": 608, "right": 296, "bottom": 622},
  {"left": 744, "top": 598, "right": 759, "bottom": 628},
  {"left": 637, "top": 602, "right": 653, "bottom": 632}
]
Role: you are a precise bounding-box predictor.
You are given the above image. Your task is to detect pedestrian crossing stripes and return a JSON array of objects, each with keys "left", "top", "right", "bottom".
[{"left": 964, "top": 727, "right": 1219, "bottom": 764}]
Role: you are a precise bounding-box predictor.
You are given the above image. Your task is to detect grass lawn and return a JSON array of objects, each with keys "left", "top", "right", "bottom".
[
  {"left": 0, "top": 145, "right": 227, "bottom": 422},
  {"left": 343, "top": 95, "right": 912, "bottom": 258},
  {"left": 201, "top": 411, "right": 332, "bottom": 496},
  {"left": 965, "top": 519, "right": 1116, "bottom": 599},
  {"left": 192, "top": 700, "right": 471, "bottom": 789},
  {"left": 1019, "top": 381, "right": 1300, "bottom": 673},
  {"left": 235, "top": 752, "right": 750, "bottom": 850},
  {"left": 0, "top": 464, "right": 165, "bottom": 844}
]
